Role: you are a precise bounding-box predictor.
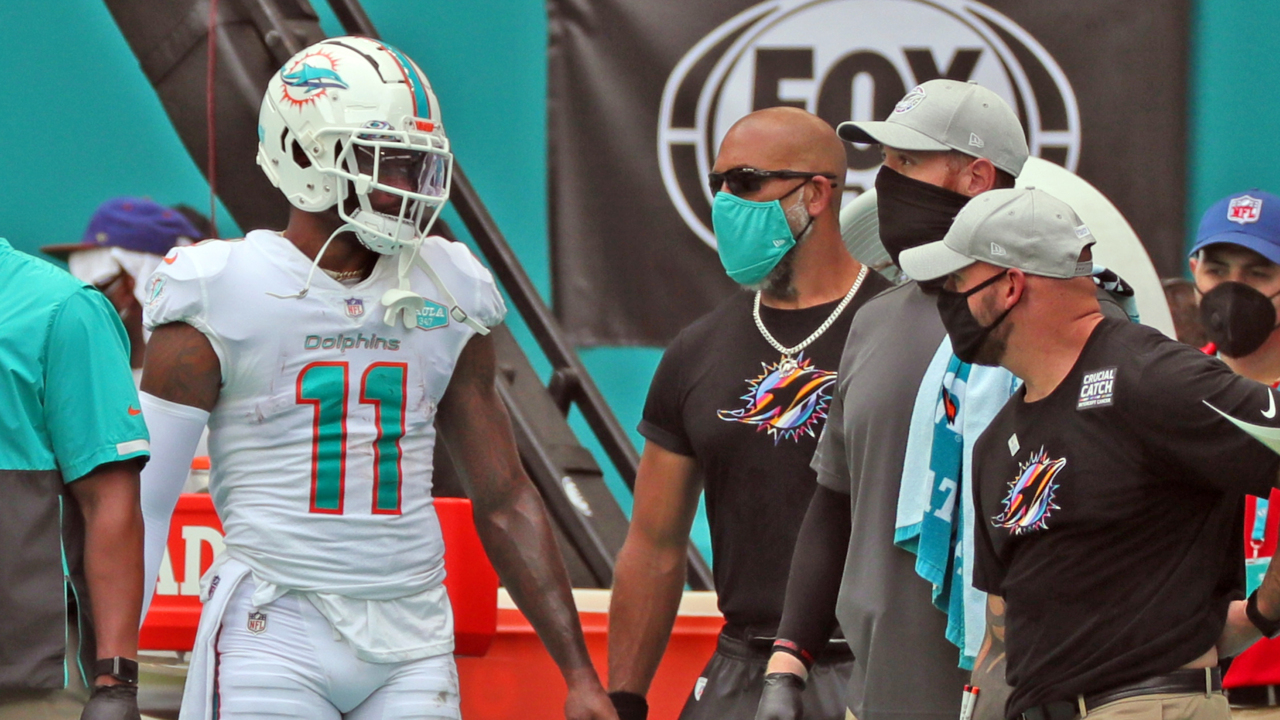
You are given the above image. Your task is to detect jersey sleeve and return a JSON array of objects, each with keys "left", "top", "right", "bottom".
[
  {"left": 44, "top": 288, "right": 149, "bottom": 482},
  {"left": 143, "top": 246, "right": 207, "bottom": 331},
  {"left": 142, "top": 243, "right": 232, "bottom": 382},
  {"left": 637, "top": 334, "right": 694, "bottom": 457},
  {"left": 1135, "top": 342, "right": 1280, "bottom": 497},
  {"left": 813, "top": 377, "right": 851, "bottom": 493},
  {"left": 437, "top": 240, "right": 507, "bottom": 330}
]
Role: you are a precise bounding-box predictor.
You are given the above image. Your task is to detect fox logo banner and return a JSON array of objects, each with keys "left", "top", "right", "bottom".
[{"left": 549, "top": 0, "right": 1190, "bottom": 346}]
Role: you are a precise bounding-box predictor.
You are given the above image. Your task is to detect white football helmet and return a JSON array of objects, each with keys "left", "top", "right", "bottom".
[{"left": 256, "top": 36, "right": 451, "bottom": 254}]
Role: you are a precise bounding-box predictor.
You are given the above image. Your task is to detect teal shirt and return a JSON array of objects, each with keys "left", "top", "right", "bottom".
[
  {"left": 0, "top": 238, "right": 150, "bottom": 690},
  {"left": 0, "top": 238, "right": 148, "bottom": 479}
]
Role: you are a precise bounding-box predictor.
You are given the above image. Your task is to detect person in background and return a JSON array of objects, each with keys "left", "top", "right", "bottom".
[
  {"left": 608, "top": 106, "right": 887, "bottom": 720},
  {"left": 41, "top": 197, "right": 205, "bottom": 380},
  {"left": 1189, "top": 189, "right": 1280, "bottom": 718},
  {"left": 758, "top": 80, "right": 1026, "bottom": 720},
  {"left": 903, "top": 187, "right": 1280, "bottom": 720},
  {"left": 0, "top": 237, "right": 150, "bottom": 720}
]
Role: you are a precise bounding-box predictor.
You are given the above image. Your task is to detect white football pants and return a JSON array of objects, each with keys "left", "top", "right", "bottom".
[{"left": 208, "top": 581, "right": 460, "bottom": 719}]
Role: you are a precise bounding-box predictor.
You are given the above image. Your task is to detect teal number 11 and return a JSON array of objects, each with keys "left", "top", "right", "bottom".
[{"left": 297, "top": 361, "right": 408, "bottom": 515}]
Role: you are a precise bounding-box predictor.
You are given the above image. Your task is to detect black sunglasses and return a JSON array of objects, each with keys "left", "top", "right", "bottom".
[{"left": 707, "top": 167, "right": 839, "bottom": 196}]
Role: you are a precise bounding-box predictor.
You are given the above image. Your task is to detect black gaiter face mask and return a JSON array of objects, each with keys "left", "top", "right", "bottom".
[
  {"left": 1199, "top": 281, "right": 1280, "bottom": 357},
  {"left": 874, "top": 165, "right": 972, "bottom": 269}
]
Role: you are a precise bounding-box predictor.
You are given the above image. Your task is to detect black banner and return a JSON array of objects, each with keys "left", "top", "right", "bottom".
[{"left": 549, "top": 0, "right": 1189, "bottom": 347}]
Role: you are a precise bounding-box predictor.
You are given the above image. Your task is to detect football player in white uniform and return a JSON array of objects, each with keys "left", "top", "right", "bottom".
[{"left": 136, "top": 37, "right": 618, "bottom": 720}]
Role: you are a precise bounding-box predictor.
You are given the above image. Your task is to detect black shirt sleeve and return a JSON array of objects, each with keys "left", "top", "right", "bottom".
[
  {"left": 775, "top": 484, "right": 849, "bottom": 660},
  {"left": 970, "top": 429, "right": 1005, "bottom": 595},
  {"left": 1134, "top": 342, "right": 1280, "bottom": 497},
  {"left": 637, "top": 332, "right": 695, "bottom": 457}
]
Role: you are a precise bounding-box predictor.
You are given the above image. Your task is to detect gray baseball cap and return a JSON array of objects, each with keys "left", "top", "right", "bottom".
[
  {"left": 838, "top": 79, "right": 1030, "bottom": 177},
  {"left": 898, "top": 187, "right": 1095, "bottom": 281}
]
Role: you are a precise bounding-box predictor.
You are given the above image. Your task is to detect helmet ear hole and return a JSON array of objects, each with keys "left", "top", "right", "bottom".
[
  {"left": 291, "top": 140, "right": 312, "bottom": 169},
  {"left": 279, "top": 128, "right": 290, "bottom": 154}
]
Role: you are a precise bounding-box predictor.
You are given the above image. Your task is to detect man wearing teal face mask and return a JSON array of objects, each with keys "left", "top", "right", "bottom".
[{"left": 607, "top": 107, "right": 891, "bottom": 720}]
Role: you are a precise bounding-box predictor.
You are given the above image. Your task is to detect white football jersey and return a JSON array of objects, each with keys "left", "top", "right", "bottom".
[{"left": 145, "top": 230, "right": 505, "bottom": 603}]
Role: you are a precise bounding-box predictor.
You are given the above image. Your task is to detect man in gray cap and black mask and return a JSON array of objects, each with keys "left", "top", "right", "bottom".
[
  {"left": 900, "top": 187, "right": 1280, "bottom": 720},
  {"left": 755, "top": 80, "right": 1027, "bottom": 720}
]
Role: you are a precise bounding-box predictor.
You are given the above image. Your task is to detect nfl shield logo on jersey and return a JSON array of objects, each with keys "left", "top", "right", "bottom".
[
  {"left": 345, "top": 298, "right": 365, "bottom": 318},
  {"left": 1229, "top": 195, "right": 1263, "bottom": 225},
  {"left": 416, "top": 299, "right": 450, "bottom": 331},
  {"left": 247, "top": 611, "right": 267, "bottom": 635}
]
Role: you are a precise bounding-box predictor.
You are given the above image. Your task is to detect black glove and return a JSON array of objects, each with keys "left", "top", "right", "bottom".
[
  {"left": 80, "top": 684, "right": 141, "bottom": 720},
  {"left": 609, "top": 690, "right": 649, "bottom": 720},
  {"left": 754, "top": 672, "right": 805, "bottom": 720}
]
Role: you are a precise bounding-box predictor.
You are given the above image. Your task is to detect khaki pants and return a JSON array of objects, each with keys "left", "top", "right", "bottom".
[
  {"left": 1082, "top": 691, "right": 1229, "bottom": 719},
  {"left": 843, "top": 694, "right": 1232, "bottom": 720},
  {"left": 1231, "top": 709, "right": 1280, "bottom": 719}
]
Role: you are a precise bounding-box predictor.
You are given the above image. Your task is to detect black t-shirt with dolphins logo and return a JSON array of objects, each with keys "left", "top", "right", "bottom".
[
  {"left": 640, "top": 271, "right": 891, "bottom": 630},
  {"left": 972, "top": 317, "right": 1280, "bottom": 719}
]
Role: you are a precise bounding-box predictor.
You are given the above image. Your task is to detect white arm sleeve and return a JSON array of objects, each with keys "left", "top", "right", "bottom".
[{"left": 138, "top": 391, "right": 210, "bottom": 621}]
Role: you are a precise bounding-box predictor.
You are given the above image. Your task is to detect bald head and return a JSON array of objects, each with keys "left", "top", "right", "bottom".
[
  {"left": 711, "top": 107, "right": 861, "bottom": 303},
  {"left": 717, "top": 107, "right": 847, "bottom": 181}
]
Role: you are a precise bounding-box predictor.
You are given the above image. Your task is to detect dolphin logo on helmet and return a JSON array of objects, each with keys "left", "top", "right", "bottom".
[{"left": 281, "top": 63, "right": 350, "bottom": 93}]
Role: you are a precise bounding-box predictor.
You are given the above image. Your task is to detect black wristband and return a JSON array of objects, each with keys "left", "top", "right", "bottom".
[
  {"left": 771, "top": 639, "right": 815, "bottom": 670},
  {"left": 92, "top": 657, "right": 139, "bottom": 685},
  {"left": 608, "top": 690, "right": 649, "bottom": 720},
  {"left": 1247, "top": 590, "right": 1280, "bottom": 639}
]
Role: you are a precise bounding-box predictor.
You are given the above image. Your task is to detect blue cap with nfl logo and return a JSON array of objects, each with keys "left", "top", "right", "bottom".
[{"left": 1189, "top": 189, "right": 1280, "bottom": 265}]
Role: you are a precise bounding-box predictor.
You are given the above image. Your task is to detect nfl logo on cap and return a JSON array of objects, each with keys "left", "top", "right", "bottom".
[
  {"left": 345, "top": 298, "right": 364, "bottom": 318},
  {"left": 1228, "top": 195, "right": 1263, "bottom": 225}
]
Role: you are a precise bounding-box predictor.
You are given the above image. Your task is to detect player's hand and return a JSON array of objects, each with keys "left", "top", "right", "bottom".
[
  {"left": 80, "top": 684, "right": 141, "bottom": 720},
  {"left": 564, "top": 670, "right": 620, "bottom": 720},
  {"left": 754, "top": 672, "right": 805, "bottom": 720}
]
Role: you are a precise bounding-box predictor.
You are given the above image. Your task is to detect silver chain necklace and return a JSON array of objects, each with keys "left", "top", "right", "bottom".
[{"left": 753, "top": 264, "right": 869, "bottom": 375}]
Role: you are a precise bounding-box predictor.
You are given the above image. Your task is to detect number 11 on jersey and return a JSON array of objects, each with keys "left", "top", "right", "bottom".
[{"left": 297, "top": 361, "right": 408, "bottom": 515}]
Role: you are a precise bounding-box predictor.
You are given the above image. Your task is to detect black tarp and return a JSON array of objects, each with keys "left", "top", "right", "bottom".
[{"left": 549, "top": 0, "right": 1189, "bottom": 346}]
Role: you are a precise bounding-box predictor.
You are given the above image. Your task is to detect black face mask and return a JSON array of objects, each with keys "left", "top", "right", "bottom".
[
  {"left": 937, "top": 270, "right": 1013, "bottom": 365},
  {"left": 1199, "top": 281, "right": 1280, "bottom": 358},
  {"left": 875, "top": 165, "right": 972, "bottom": 269}
]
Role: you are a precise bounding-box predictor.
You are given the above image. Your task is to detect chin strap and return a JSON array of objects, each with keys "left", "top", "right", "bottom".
[
  {"left": 266, "top": 224, "right": 353, "bottom": 300},
  {"left": 381, "top": 243, "right": 490, "bottom": 335},
  {"left": 267, "top": 224, "right": 489, "bottom": 336}
]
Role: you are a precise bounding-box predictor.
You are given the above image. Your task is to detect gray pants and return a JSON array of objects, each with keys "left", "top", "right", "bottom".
[
  {"left": 0, "top": 623, "right": 89, "bottom": 720},
  {"left": 0, "top": 689, "right": 88, "bottom": 720},
  {"left": 679, "top": 633, "right": 852, "bottom": 720}
]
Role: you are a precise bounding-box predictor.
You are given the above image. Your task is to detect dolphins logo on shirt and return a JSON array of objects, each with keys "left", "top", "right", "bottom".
[
  {"left": 717, "top": 353, "right": 837, "bottom": 445},
  {"left": 993, "top": 448, "right": 1065, "bottom": 535}
]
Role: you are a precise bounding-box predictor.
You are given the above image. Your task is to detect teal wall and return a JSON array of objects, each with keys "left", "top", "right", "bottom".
[
  {"left": 1187, "top": 0, "right": 1280, "bottom": 250},
  {"left": 0, "top": 0, "right": 698, "bottom": 559},
  {"left": 2, "top": 0, "right": 1277, "bottom": 568}
]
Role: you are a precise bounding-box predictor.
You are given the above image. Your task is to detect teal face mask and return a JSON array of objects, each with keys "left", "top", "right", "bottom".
[{"left": 711, "top": 189, "right": 810, "bottom": 285}]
